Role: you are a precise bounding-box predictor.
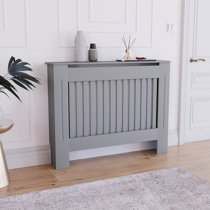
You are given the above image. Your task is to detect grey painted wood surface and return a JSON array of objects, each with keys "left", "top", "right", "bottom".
[{"left": 47, "top": 61, "right": 170, "bottom": 169}]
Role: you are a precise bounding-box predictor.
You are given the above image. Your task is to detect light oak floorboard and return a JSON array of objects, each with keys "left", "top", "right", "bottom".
[{"left": 1, "top": 140, "right": 210, "bottom": 198}]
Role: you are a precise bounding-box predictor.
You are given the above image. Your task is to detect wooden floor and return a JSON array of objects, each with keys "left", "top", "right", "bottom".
[{"left": 1, "top": 140, "right": 210, "bottom": 198}]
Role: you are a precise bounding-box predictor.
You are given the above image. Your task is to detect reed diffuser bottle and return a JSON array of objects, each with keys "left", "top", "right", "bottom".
[{"left": 122, "top": 35, "right": 136, "bottom": 60}]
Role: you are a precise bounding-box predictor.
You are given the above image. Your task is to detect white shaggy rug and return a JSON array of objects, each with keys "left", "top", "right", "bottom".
[{"left": 1, "top": 167, "right": 210, "bottom": 210}]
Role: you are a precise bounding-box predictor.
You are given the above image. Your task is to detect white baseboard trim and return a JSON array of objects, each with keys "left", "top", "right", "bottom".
[
  {"left": 5, "top": 145, "right": 51, "bottom": 170},
  {"left": 5, "top": 130, "right": 178, "bottom": 169},
  {"left": 168, "top": 129, "right": 179, "bottom": 146}
]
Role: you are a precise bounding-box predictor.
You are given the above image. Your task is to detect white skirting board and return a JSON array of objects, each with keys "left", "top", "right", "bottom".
[
  {"left": 5, "top": 130, "right": 178, "bottom": 170},
  {"left": 5, "top": 145, "right": 51, "bottom": 170}
]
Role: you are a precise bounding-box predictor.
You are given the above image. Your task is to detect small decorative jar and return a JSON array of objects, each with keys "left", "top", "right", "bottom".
[{"left": 88, "top": 43, "right": 98, "bottom": 62}]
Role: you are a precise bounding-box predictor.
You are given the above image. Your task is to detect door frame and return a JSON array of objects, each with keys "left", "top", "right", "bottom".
[{"left": 178, "top": 0, "right": 191, "bottom": 144}]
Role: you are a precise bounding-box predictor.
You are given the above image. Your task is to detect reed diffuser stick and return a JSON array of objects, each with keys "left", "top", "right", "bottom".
[
  {"left": 128, "top": 35, "right": 131, "bottom": 49},
  {"left": 122, "top": 35, "right": 127, "bottom": 49},
  {"left": 122, "top": 38, "right": 127, "bottom": 48},
  {"left": 129, "top": 38, "right": 136, "bottom": 49}
]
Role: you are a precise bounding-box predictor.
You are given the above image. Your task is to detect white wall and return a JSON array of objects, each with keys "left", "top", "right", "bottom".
[{"left": 0, "top": 0, "right": 182, "bottom": 169}]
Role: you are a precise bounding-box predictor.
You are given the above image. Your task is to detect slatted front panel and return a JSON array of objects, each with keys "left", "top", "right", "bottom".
[{"left": 68, "top": 78, "right": 158, "bottom": 138}]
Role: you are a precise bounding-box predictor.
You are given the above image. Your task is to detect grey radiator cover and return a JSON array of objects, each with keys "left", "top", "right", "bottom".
[{"left": 46, "top": 61, "right": 170, "bottom": 169}]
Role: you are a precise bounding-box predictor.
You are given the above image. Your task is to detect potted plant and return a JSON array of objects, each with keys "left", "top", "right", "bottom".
[{"left": 0, "top": 56, "right": 40, "bottom": 119}]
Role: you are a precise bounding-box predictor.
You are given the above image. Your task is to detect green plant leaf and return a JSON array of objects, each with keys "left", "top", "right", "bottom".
[
  {"left": 1, "top": 56, "right": 40, "bottom": 101},
  {"left": 15, "top": 77, "right": 35, "bottom": 89},
  {"left": 9, "top": 63, "right": 32, "bottom": 72},
  {"left": 8, "top": 59, "right": 22, "bottom": 71},
  {"left": 8, "top": 56, "right": 15, "bottom": 69},
  {"left": 17, "top": 73, "right": 40, "bottom": 83},
  {"left": 11, "top": 79, "right": 29, "bottom": 90},
  {"left": 0, "top": 76, "right": 20, "bottom": 101},
  {"left": 10, "top": 66, "right": 32, "bottom": 74}
]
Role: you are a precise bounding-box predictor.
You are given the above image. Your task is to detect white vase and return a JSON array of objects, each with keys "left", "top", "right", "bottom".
[{"left": 74, "top": 31, "right": 87, "bottom": 62}]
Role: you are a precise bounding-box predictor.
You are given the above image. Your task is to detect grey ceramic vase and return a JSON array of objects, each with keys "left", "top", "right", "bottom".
[{"left": 74, "top": 31, "right": 87, "bottom": 62}]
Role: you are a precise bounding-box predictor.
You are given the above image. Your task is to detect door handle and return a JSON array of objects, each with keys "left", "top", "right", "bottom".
[{"left": 190, "top": 58, "right": 206, "bottom": 63}]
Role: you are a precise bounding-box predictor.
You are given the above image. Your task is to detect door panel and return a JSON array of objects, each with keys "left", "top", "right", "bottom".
[
  {"left": 195, "top": 0, "right": 210, "bottom": 57},
  {"left": 185, "top": 0, "right": 210, "bottom": 142}
]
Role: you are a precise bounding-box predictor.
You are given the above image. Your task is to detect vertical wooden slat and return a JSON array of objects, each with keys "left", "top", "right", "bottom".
[
  {"left": 123, "top": 80, "right": 129, "bottom": 132},
  {"left": 76, "top": 81, "right": 83, "bottom": 137},
  {"left": 83, "top": 81, "right": 90, "bottom": 136},
  {"left": 97, "top": 81, "right": 103, "bottom": 135},
  {"left": 62, "top": 80, "right": 69, "bottom": 140},
  {"left": 152, "top": 78, "right": 157, "bottom": 128},
  {"left": 141, "top": 79, "right": 147, "bottom": 130},
  {"left": 129, "top": 79, "right": 135, "bottom": 131},
  {"left": 135, "top": 79, "right": 141, "bottom": 130},
  {"left": 117, "top": 80, "right": 123, "bottom": 132},
  {"left": 90, "top": 81, "right": 97, "bottom": 135},
  {"left": 110, "top": 80, "right": 117, "bottom": 133},
  {"left": 147, "top": 79, "right": 152, "bottom": 129},
  {"left": 103, "top": 80, "right": 110, "bottom": 134},
  {"left": 69, "top": 82, "right": 76, "bottom": 138}
]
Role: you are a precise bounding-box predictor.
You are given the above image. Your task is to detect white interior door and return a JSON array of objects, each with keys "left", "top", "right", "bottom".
[{"left": 185, "top": 0, "right": 210, "bottom": 142}]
